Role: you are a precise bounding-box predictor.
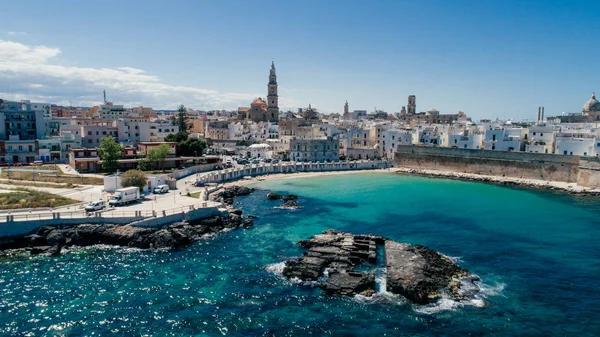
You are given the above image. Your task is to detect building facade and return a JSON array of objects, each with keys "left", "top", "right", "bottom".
[{"left": 290, "top": 137, "right": 339, "bottom": 162}]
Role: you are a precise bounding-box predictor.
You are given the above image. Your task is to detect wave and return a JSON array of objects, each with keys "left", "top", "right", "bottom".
[
  {"left": 413, "top": 276, "right": 505, "bottom": 314},
  {"left": 355, "top": 270, "right": 505, "bottom": 314}
]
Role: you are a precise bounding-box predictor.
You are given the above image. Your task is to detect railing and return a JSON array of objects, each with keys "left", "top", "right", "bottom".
[{"left": 1, "top": 202, "right": 221, "bottom": 223}]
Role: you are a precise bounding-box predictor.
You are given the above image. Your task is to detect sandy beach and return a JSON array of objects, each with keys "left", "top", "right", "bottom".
[
  {"left": 218, "top": 166, "right": 600, "bottom": 196},
  {"left": 222, "top": 168, "right": 395, "bottom": 188}
]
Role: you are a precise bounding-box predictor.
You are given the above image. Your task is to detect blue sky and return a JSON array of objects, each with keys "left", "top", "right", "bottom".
[{"left": 0, "top": 0, "right": 598, "bottom": 120}]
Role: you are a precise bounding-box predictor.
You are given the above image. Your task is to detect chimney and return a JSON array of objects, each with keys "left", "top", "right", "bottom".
[
  {"left": 537, "top": 107, "right": 541, "bottom": 122},
  {"left": 541, "top": 107, "right": 545, "bottom": 121}
]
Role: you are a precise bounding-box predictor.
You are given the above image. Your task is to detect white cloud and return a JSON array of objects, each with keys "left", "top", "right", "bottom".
[
  {"left": 7, "top": 31, "right": 27, "bottom": 36},
  {"left": 0, "top": 40, "right": 299, "bottom": 110}
]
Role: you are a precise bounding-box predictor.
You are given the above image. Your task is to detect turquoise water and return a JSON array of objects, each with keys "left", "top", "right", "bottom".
[{"left": 2, "top": 172, "right": 600, "bottom": 335}]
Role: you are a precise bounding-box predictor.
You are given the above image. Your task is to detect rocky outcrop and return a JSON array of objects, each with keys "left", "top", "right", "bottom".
[
  {"left": 215, "top": 186, "right": 254, "bottom": 205},
  {"left": 385, "top": 241, "right": 470, "bottom": 304},
  {"left": 280, "top": 230, "right": 478, "bottom": 304},
  {"left": 282, "top": 230, "right": 383, "bottom": 296},
  {"left": 0, "top": 213, "right": 254, "bottom": 256}
]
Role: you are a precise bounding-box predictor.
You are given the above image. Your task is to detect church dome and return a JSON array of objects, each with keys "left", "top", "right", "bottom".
[{"left": 583, "top": 92, "right": 599, "bottom": 112}]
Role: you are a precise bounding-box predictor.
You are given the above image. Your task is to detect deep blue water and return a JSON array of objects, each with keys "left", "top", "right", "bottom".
[{"left": 1, "top": 172, "right": 600, "bottom": 336}]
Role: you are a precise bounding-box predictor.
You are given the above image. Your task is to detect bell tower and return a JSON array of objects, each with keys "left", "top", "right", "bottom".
[{"left": 267, "top": 61, "right": 279, "bottom": 122}]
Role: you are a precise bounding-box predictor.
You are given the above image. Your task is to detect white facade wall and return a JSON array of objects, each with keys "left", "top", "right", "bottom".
[
  {"left": 382, "top": 130, "right": 416, "bottom": 158},
  {"left": 449, "top": 133, "right": 483, "bottom": 149},
  {"left": 555, "top": 137, "right": 595, "bottom": 156}
]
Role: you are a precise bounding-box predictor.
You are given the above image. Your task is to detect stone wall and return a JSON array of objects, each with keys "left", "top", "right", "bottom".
[
  {"left": 394, "top": 146, "right": 581, "bottom": 183},
  {"left": 578, "top": 157, "right": 600, "bottom": 187}
]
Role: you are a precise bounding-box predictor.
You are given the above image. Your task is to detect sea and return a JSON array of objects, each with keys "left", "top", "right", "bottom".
[{"left": 1, "top": 172, "right": 600, "bottom": 336}]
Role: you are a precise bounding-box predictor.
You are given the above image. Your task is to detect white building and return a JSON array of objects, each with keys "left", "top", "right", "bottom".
[
  {"left": 382, "top": 129, "right": 416, "bottom": 158},
  {"left": 248, "top": 143, "right": 272, "bottom": 159},
  {"left": 449, "top": 131, "right": 483, "bottom": 149},
  {"left": 525, "top": 125, "right": 556, "bottom": 154},
  {"left": 483, "top": 127, "right": 526, "bottom": 152},
  {"left": 117, "top": 119, "right": 178, "bottom": 145},
  {"left": 555, "top": 137, "right": 596, "bottom": 156}
]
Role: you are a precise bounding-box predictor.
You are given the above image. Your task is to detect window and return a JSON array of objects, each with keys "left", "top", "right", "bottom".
[
  {"left": 540, "top": 133, "right": 543, "bottom": 136},
  {"left": 88, "top": 131, "right": 92, "bottom": 135},
  {"left": 564, "top": 150, "right": 567, "bottom": 155},
  {"left": 102, "top": 131, "right": 107, "bottom": 135},
  {"left": 533, "top": 132, "right": 536, "bottom": 136},
  {"left": 584, "top": 152, "right": 587, "bottom": 156},
  {"left": 88, "top": 139, "right": 92, "bottom": 144}
]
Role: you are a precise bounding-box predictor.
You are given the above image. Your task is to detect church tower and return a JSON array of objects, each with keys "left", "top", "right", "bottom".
[
  {"left": 343, "top": 100, "right": 349, "bottom": 117},
  {"left": 407, "top": 95, "right": 416, "bottom": 115},
  {"left": 267, "top": 61, "right": 279, "bottom": 122}
]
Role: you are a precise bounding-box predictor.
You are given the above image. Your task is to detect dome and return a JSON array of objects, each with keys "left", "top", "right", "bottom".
[
  {"left": 248, "top": 143, "right": 271, "bottom": 149},
  {"left": 583, "top": 92, "right": 599, "bottom": 112}
]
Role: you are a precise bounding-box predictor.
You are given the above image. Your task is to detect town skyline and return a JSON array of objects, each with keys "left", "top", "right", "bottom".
[{"left": 1, "top": 0, "right": 599, "bottom": 120}]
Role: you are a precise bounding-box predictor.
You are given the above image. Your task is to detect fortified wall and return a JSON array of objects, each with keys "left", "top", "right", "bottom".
[{"left": 394, "top": 146, "right": 591, "bottom": 184}]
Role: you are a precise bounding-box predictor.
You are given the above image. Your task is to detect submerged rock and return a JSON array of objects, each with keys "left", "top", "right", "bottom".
[
  {"left": 279, "top": 230, "right": 479, "bottom": 305},
  {"left": 266, "top": 192, "right": 283, "bottom": 200}
]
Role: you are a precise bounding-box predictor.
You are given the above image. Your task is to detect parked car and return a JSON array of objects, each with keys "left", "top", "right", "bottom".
[
  {"left": 271, "top": 159, "right": 280, "bottom": 164},
  {"left": 251, "top": 159, "right": 260, "bottom": 164},
  {"left": 264, "top": 158, "right": 272, "bottom": 163},
  {"left": 153, "top": 184, "right": 169, "bottom": 194},
  {"left": 224, "top": 162, "right": 233, "bottom": 168},
  {"left": 194, "top": 181, "right": 207, "bottom": 187},
  {"left": 214, "top": 165, "right": 224, "bottom": 170},
  {"left": 85, "top": 200, "right": 105, "bottom": 212}
]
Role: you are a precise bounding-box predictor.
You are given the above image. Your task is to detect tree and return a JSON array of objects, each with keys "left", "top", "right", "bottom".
[
  {"left": 98, "top": 137, "right": 122, "bottom": 172},
  {"left": 165, "top": 131, "right": 189, "bottom": 143},
  {"left": 147, "top": 144, "right": 171, "bottom": 171},
  {"left": 165, "top": 132, "right": 207, "bottom": 156},
  {"left": 175, "top": 104, "right": 189, "bottom": 133},
  {"left": 120, "top": 170, "right": 147, "bottom": 190},
  {"left": 179, "top": 137, "right": 207, "bottom": 156},
  {"left": 137, "top": 158, "right": 151, "bottom": 171}
]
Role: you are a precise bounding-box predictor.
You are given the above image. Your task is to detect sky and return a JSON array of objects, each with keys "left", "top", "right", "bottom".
[{"left": 0, "top": 0, "right": 599, "bottom": 120}]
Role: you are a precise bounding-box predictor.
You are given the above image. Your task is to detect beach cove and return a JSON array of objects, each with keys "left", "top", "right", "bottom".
[{"left": 1, "top": 172, "right": 599, "bottom": 335}]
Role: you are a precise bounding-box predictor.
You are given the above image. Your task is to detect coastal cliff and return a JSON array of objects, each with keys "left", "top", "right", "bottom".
[{"left": 281, "top": 230, "right": 479, "bottom": 304}]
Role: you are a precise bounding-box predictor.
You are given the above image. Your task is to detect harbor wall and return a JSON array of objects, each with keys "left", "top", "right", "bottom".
[{"left": 394, "top": 146, "right": 583, "bottom": 184}]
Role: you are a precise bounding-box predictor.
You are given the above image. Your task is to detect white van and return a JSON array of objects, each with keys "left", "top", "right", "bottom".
[
  {"left": 85, "top": 200, "right": 105, "bottom": 212},
  {"left": 153, "top": 184, "right": 169, "bottom": 194}
]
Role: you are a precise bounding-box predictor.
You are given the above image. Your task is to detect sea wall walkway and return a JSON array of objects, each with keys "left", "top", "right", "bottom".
[
  {"left": 197, "top": 160, "right": 392, "bottom": 184},
  {"left": 0, "top": 202, "right": 223, "bottom": 238}
]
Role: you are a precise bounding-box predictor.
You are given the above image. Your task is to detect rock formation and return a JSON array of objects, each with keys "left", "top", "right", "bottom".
[
  {"left": 0, "top": 213, "right": 253, "bottom": 256},
  {"left": 280, "top": 230, "right": 479, "bottom": 304},
  {"left": 214, "top": 186, "right": 254, "bottom": 205},
  {"left": 266, "top": 193, "right": 301, "bottom": 209}
]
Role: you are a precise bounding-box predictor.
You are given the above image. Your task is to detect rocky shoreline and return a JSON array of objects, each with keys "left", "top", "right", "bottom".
[
  {"left": 0, "top": 212, "right": 253, "bottom": 257},
  {"left": 396, "top": 168, "right": 600, "bottom": 196},
  {"left": 281, "top": 230, "right": 479, "bottom": 305}
]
